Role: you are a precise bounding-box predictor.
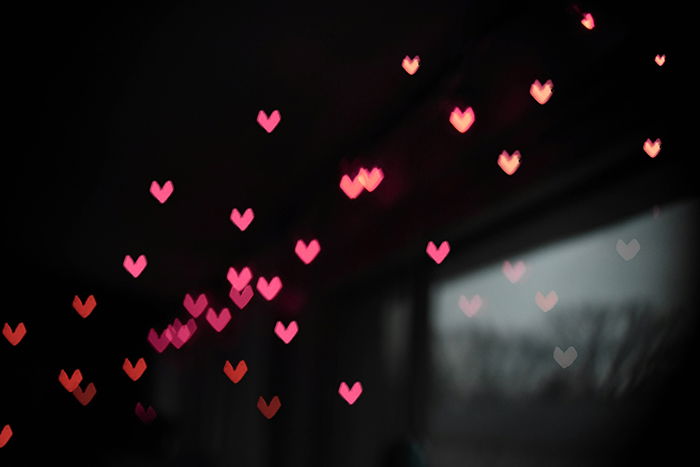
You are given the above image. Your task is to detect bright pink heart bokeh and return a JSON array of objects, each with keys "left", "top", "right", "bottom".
[
  {"left": 227, "top": 266, "right": 253, "bottom": 291},
  {"left": 426, "top": 241, "right": 450, "bottom": 264},
  {"left": 497, "top": 150, "right": 521, "bottom": 175},
  {"left": 230, "top": 208, "right": 254, "bottom": 231},
  {"left": 274, "top": 321, "right": 298, "bottom": 344},
  {"left": 339, "top": 174, "right": 364, "bottom": 199},
  {"left": 257, "top": 110, "right": 281, "bottom": 133},
  {"left": 338, "top": 381, "right": 363, "bottom": 405},
  {"left": 149, "top": 180, "right": 174, "bottom": 204},
  {"left": 257, "top": 276, "right": 282, "bottom": 300},
  {"left": 295, "top": 239, "right": 321, "bottom": 264},
  {"left": 123, "top": 254, "right": 147, "bottom": 278},
  {"left": 401, "top": 55, "right": 420, "bottom": 75}
]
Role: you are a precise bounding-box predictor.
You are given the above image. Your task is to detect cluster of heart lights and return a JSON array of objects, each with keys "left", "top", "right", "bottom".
[
  {"left": 1, "top": 10, "right": 666, "bottom": 447},
  {"left": 339, "top": 167, "right": 384, "bottom": 199}
]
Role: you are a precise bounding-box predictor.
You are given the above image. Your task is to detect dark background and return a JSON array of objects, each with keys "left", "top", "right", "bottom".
[{"left": 1, "top": 1, "right": 696, "bottom": 466}]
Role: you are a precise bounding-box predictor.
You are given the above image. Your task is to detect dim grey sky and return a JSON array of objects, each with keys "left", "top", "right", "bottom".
[{"left": 430, "top": 198, "right": 698, "bottom": 338}]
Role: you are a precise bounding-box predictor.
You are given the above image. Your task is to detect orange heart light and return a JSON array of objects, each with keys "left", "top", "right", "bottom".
[
  {"left": 497, "top": 150, "right": 521, "bottom": 175},
  {"left": 449, "top": 107, "right": 475, "bottom": 133},
  {"left": 223, "top": 360, "right": 248, "bottom": 384},
  {"left": 123, "top": 358, "right": 147, "bottom": 381},
  {"left": 72, "top": 295, "right": 96, "bottom": 318}
]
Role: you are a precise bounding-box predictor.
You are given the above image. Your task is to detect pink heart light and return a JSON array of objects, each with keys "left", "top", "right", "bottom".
[
  {"left": 183, "top": 293, "right": 208, "bottom": 318},
  {"left": 535, "top": 291, "right": 559, "bottom": 312},
  {"left": 227, "top": 266, "right": 253, "bottom": 291},
  {"left": 257, "top": 110, "right": 281, "bottom": 133},
  {"left": 230, "top": 208, "right": 254, "bottom": 231},
  {"left": 274, "top": 321, "right": 298, "bottom": 344},
  {"left": 458, "top": 295, "right": 482, "bottom": 317},
  {"left": 149, "top": 180, "right": 174, "bottom": 204},
  {"left": 357, "top": 167, "right": 384, "bottom": 192},
  {"left": 338, "top": 381, "right": 363, "bottom": 405},
  {"left": 339, "top": 174, "right": 364, "bottom": 199},
  {"left": 206, "top": 307, "right": 232, "bottom": 332},
  {"left": 147, "top": 328, "right": 171, "bottom": 353},
  {"left": 502, "top": 260, "right": 526, "bottom": 283},
  {"left": 123, "top": 254, "right": 147, "bottom": 278},
  {"left": 229, "top": 285, "right": 254, "bottom": 309},
  {"left": 295, "top": 239, "right": 321, "bottom": 264},
  {"left": 426, "top": 241, "right": 450, "bottom": 264},
  {"left": 257, "top": 276, "right": 282, "bottom": 301}
]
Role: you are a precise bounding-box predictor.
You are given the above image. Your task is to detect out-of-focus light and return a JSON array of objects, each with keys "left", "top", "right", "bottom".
[
  {"left": 123, "top": 254, "right": 147, "bottom": 278},
  {"left": 223, "top": 360, "right": 248, "bottom": 383},
  {"left": 274, "top": 320, "right": 298, "bottom": 344},
  {"left": 183, "top": 293, "right": 208, "bottom": 318},
  {"left": 530, "top": 79, "right": 553, "bottom": 104},
  {"left": 616, "top": 239, "right": 640, "bottom": 261},
  {"left": 458, "top": 294, "right": 482, "bottom": 317},
  {"left": 149, "top": 180, "right": 174, "bottom": 204},
  {"left": 257, "top": 109, "right": 281, "bottom": 133},
  {"left": 295, "top": 239, "right": 321, "bottom": 264},
  {"left": 553, "top": 346, "right": 578, "bottom": 368},
  {"left": 257, "top": 396, "right": 281, "bottom": 419},
  {"left": 449, "top": 107, "right": 475, "bottom": 133},
  {"left": 643, "top": 138, "right": 661, "bottom": 158},
  {"left": 147, "top": 328, "right": 171, "bottom": 353},
  {"left": 257, "top": 276, "right": 282, "bottom": 300},
  {"left": 230, "top": 208, "right": 254, "bottom": 231},
  {"left": 0, "top": 424, "right": 12, "bottom": 448},
  {"left": 227, "top": 266, "right": 253, "bottom": 291},
  {"left": 535, "top": 290, "right": 559, "bottom": 312},
  {"left": 229, "top": 285, "right": 254, "bottom": 309},
  {"left": 72, "top": 382, "right": 96, "bottom": 406},
  {"left": 502, "top": 260, "right": 526, "bottom": 283},
  {"left": 581, "top": 13, "right": 595, "bottom": 30},
  {"left": 338, "top": 381, "right": 363, "bottom": 405},
  {"left": 426, "top": 241, "right": 450, "bottom": 264},
  {"left": 339, "top": 173, "right": 364, "bottom": 199},
  {"left": 123, "top": 357, "right": 147, "bottom": 381},
  {"left": 358, "top": 167, "right": 384, "bottom": 191},
  {"left": 402, "top": 55, "right": 420, "bottom": 75},
  {"left": 497, "top": 150, "right": 521, "bottom": 175},
  {"left": 134, "top": 402, "right": 157, "bottom": 424},
  {"left": 72, "top": 295, "right": 96, "bottom": 318},
  {"left": 58, "top": 369, "right": 83, "bottom": 392},
  {"left": 2, "top": 322, "right": 26, "bottom": 346}
]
